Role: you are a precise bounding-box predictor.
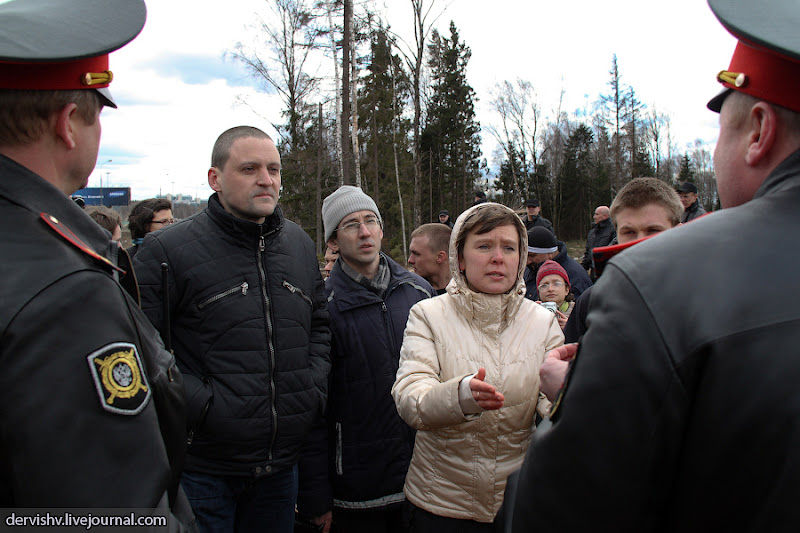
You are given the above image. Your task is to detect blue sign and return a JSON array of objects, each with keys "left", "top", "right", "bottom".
[{"left": 72, "top": 187, "right": 131, "bottom": 206}]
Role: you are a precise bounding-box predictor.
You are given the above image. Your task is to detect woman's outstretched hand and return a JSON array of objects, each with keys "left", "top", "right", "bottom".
[{"left": 470, "top": 367, "right": 505, "bottom": 410}]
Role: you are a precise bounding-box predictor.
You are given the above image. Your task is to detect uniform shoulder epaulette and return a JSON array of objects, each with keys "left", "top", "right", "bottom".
[{"left": 40, "top": 212, "right": 125, "bottom": 274}]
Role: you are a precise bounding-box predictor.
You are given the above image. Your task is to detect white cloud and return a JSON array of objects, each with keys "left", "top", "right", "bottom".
[{"left": 90, "top": 0, "right": 738, "bottom": 200}]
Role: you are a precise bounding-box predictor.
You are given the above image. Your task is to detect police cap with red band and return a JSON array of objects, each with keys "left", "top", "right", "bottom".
[
  {"left": 0, "top": 0, "right": 146, "bottom": 108},
  {"left": 707, "top": 0, "right": 800, "bottom": 113}
]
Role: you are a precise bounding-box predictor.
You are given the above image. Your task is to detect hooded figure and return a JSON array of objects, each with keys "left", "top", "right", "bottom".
[{"left": 392, "top": 202, "right": 564, "bottom": 527}]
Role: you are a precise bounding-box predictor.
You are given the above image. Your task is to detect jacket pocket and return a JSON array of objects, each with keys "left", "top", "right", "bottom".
[
  {"left": 197, "top": 281, "right": 249, "bottom": 310},
  {"left": 282, "top": 280, "right": 313, "bottom": 307}
]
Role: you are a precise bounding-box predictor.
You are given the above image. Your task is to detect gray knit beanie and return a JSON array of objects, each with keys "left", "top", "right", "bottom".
[{"left": 322, "top": 186, "right": 382, "bottom": 242}]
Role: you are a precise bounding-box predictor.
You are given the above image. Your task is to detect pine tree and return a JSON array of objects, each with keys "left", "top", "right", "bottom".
[
  {"left": 421, "top": 21, "right": 483, "bottom": 217},
  {"left": 357, "top": 27, "right": 413, "bottom": 254},
  {"left": 679, "top": 153, "right": 693, "bottom": 183}
]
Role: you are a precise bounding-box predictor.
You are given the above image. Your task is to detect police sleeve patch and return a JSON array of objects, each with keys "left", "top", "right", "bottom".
[{"left": 87, "top": 342, "right": 151, "bottom": 415}]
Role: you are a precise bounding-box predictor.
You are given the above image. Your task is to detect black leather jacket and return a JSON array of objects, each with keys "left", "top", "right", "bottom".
[
  {"left": 0, "top": 155, "right": 193, "bottom": 528},
  {"left": 509, "top": 148, "right": 800, "bottom": 531},
  {"left": 581, "top": 218, "right": 616, "bottom": 270},
  {"left": 134, "top": 194, "right": 330, "bottom": 477}
]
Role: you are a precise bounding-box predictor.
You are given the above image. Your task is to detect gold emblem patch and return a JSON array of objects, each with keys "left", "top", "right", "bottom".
[{"left": 87, "top": 342, "right": 151, "bottom": 415}]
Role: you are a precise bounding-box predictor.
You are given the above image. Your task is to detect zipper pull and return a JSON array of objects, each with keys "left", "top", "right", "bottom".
[
  {"left": 259, "top": 235, "right": 265, "bottom": 252},
  {"left": 241, "top": 281, "right": 249, "bottom": 295}
]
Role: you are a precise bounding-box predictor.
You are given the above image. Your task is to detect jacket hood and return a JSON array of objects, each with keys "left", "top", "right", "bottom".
[{"left": 446, "top": 203, "right": 528, "bottom": 321}]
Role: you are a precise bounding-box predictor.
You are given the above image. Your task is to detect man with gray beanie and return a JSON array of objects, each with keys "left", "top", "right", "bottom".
[{"left": 298, "top": 185, "right": 433, "bottom": 533}]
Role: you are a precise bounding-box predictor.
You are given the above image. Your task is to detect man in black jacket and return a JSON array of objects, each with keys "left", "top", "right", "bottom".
[
  {"left": 580, "top": 205, "right": 615, "bottom": 280},
  {"left": 677, "top": 181, "right": 708, "bottom": 222},
  {"left": 134, "top": 126, "right": 331, "bottom": 533},
  {"left": 0, "top": 0, "right": 194, "bottom": 529},
  {"left": 298, "top": 186, "right": 432, "bottom": 533},
  {"left": 522, "top": 197, "right": 556, "bottom": 237},
  {"left": 507, "top": 1, "right": 800, "bottom": 530}
]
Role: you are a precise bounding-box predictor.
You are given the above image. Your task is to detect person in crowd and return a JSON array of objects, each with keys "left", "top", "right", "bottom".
[
  {"left": 408, "top": 223, "right": 452, "bottom": 295},
  {"left": 563, "top": 177, "right": 683, "bottom": 344},
  {"left": 323, "top": 245, "right": 339, "bottom": 278},
  {"left": 438, "top": 209, "right": 454, "bottom": 228},
  {"left": 523, "top": 226, "right": 591, "bottom": 301},
  {"left": 0, "top": 0, "right": 193, "bottom": 527},
  {"left": 127, "top": 197, "right": 174, "bottom": 258},
  {"left": 676, "top": 181, "right": 707, "bottom": 222},
  {"left": 86, "top": 205, "right": 122, "bottom": 241},
  {"left": 298, "top": 185, "right": 433, "bottom": 533},
  {"left": 521, "top": 198, "right": 555, "bottom": 236},
  {"left": 473, "top": 190, "right": 487, "bottom": 206},
  {"left": 508, "top": 0, "right": 800, "bottom": 529},
  {"left": 392, "top": 202, "right": 563, "bottom": 532},
  {"left": 580, "top": 205, "right": 615, "bottom": 279},
  {"left": 134, "top": 126, "right": 330, "bottom": 533},
  {"left": 535, "top": 260, "right": 574, "bottom": 330}
]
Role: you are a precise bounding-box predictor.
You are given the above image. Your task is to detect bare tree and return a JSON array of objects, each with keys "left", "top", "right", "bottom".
[{"left": 229, "top": 0, "right": 321, "bottom": 150}]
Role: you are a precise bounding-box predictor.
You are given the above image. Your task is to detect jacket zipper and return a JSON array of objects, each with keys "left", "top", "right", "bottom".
[
  {"left": 187, "top": 395, "right": 212, "bottom": 446},
  {"left": 259, "top": 235, "right": 278, "bottom": 462},
  {"left": 283, "top": 280, "right": 313, "bottom": 307},
  {"left": 381, "top": 301, "right": 396, "bottom": 357},
  {"left": 335, "top": 422, "right": 343, "bottom": 475},
  {"left": 197, "top": 282, "right": 248, "bottom": 309}
]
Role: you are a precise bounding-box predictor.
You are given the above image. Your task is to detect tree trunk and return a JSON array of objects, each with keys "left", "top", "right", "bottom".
[
  {"left": 341, "top": 0, "right": 352, "bottom": 184},
  {"left": 316, "top": 103, "right": 324, "bottom": 253},
  {"left": 326, "top": 0, "right": 344, "bottom": 184}
]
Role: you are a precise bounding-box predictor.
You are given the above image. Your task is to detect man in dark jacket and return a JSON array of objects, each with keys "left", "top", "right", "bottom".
[
  {"left": 0, "top": 1, "right": 193, "bottom": 528},
  {"left": 523, "top": 227, "right": 591, "bottom": 301},
  {"left": 134, "top": 126, "right": 330, "bottom": 533},
  {"left": 298, "top": 186, "right": 433, "bottom": 533},
  {"left": 677, "top": 181, "right": 708, "bottom": 222},
  {"left": 580, "top": 205, "right": 616, "bottom": 279},
  {"left": 522, "top": 197, "right": 556, "bottom": 237},
  {"left": 507, "top": 1, "right": 800, "bottom": 530}
]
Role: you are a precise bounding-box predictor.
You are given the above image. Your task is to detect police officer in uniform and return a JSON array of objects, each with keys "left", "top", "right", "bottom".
[
  {"left": 506, "top": 0, "right": 800, "bottom": 530},
  {"left": 0, "top": 1, "right": 193, "bottom": 528}
]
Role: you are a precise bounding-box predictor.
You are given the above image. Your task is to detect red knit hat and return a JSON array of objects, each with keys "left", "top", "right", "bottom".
[{"left": 536, "top": 260, "right": 570, "bottom": 287}]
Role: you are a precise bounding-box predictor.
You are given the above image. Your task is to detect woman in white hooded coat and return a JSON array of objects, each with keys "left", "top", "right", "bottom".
[{"left": 392, "top": 202, "right": 564, "bottom": 532}]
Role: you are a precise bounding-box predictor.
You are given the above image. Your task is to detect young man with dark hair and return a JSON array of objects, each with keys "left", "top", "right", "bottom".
[{"left": 134, "top": 125, "right": 330, "bottom": 533}]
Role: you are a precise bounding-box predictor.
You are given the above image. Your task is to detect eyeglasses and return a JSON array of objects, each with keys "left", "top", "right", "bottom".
[
  {"left": 151, "top": 218, "right": 176, "bottom": 226},
  {"left": 537, "top": 280, "right": 566, "bottom": 291},
  {"left": 335, "top": 217, "right": 381, "bottom": 236}
]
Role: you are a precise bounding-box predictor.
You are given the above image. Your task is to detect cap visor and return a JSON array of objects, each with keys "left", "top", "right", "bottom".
[
  {"left": 707, "top": 87, "right": 732, "bottom": 113},
  {"left": 96, "top": 87, "right": 117, "bottom": 109}
]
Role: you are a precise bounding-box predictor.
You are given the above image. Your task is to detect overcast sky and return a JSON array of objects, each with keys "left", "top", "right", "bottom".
[{"left": 89, "top": 0, "right": 738, "bottom": 200}]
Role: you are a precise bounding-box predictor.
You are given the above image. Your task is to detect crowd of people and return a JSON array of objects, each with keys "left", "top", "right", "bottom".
[{"left": 4, "top": 0, "right": 800, "bottom": 532}]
